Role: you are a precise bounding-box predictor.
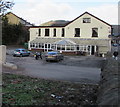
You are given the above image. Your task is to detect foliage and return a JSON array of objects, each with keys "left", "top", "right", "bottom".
[
  {"left": 2, "top": 16, "right": 29, "bottom": 45},
  {"left": 2, "top": 73, "right": 98, "bottom": 106},
  {"left": 0, "top": 0, "right": 14, "bottom": 15}
]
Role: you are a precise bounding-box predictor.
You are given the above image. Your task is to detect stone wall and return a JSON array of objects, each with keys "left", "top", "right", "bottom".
[
  {"left": 97, "top": 57, "right": 119, "bottom": 106},
  {"left": 0, "top": 45, "right": 6, "bottom": 64}
]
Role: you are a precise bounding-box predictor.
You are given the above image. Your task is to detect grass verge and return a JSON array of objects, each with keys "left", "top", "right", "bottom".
[{"left": 2, "top": 73, "right": 98, "bottom": 106}]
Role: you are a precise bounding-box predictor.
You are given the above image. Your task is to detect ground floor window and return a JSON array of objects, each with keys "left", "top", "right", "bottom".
[{"left": 30, "top": 42, "right": 98, "bottom": 55}]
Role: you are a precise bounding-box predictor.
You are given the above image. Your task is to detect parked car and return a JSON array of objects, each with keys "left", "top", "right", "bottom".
[
  {"left": 13, "top": 48, "right": 30, "bottom": 57},
  {"left": 45, "top": 51, "right": 64, "bottom": 62},
  {"left": 112, "top": 43, "right": 119, "bottom": 47}
]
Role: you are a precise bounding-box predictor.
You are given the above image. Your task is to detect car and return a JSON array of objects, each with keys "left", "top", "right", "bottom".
[
  {"left": 45, "top": 51, "right": 64, "bottom": 62},
  {"left": 112, "top": 43, "right": 119, "bottom": 47},
  {"left": 13, "top": 48, "right": 30, "bottom": 57}
]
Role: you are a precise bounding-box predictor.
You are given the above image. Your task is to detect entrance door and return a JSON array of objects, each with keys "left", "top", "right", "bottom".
[{"left": 91, "top": 46, "right": 95, "bottom": 55}]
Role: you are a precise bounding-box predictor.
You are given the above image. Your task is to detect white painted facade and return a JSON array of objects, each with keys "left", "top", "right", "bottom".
[{"left": 29, "top": 12, "right": 112, "bottom": 56}]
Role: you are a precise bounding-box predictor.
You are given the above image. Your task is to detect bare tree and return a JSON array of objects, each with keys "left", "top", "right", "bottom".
[{"left": 0, "top": 0, "right": 14, "bottom": 15}]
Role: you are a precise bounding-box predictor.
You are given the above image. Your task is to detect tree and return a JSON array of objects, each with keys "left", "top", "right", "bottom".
[
  {"left": 0, "top": 0, "right": 14, "bottom": 45},
  {"left": 0, "top": 0, "right": 14, "bottom": 15},
  {"left": 2, "top": 17, "right": 29, "bottom": 45}
]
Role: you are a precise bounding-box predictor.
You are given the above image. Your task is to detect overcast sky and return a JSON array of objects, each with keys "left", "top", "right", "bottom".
[{"left": 10, "top": 0, "right": 119, "bottom": 25}]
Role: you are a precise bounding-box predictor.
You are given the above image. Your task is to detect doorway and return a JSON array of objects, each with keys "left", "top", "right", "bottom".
[{"left": 91, "top": 46, "right": 95, "bottom": 55}]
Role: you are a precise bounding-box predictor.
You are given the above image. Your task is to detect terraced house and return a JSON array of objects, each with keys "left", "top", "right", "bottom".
[{"left": 29, "top": 12, "right": 112, "bottom": 56}]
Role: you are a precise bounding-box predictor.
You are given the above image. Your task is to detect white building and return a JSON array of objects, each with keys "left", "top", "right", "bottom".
[{"left": 29, "top": 12, "right": 112, "bottom": 56}]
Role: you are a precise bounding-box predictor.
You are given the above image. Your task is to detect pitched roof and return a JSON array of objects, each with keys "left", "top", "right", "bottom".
[
  {"left": 65, "top": 12, "right": 111, "bottom": 27},
  {"left": 30, "top": 12, "right": 111, "bottom": 28},
  {"left": 40, "top": 20, "right": 70, "bottom": 27},
  {"left": 54, "top": 39, "right": 76, "bottom": 45},
  {"left": 5, "top": 12, "right": 33, "bottom": 26}
]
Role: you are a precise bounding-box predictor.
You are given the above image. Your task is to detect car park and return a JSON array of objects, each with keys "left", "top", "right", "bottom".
[
  {"left": 13, "top": 48, "right": 30, "bottom": 57},
  {"left": 45, "top": 51, "right": 64, "bottom": 62}
]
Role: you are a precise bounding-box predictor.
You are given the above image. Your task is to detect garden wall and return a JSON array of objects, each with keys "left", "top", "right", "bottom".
[{"left": 97, "top": 55, "right": 119, "bottom": 106}]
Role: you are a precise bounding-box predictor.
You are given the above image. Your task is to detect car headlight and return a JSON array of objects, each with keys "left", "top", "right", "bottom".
[{"left": 15, "top": 52, "right": 20, "bottom": 54}]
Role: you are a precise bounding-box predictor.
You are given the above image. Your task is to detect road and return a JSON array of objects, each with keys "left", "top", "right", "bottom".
[{"left": 3, "top": 53, "right": 103, "bottom": 84}]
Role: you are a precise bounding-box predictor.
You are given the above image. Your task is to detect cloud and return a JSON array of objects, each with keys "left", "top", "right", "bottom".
[
  {"left": 85, "top": 4, "right": 118, "bottom": 24},
  {"left": 13, "top": 0, "right": 73, "bottom": 25},
  {"left": 12, "top": 0, "right": 118, "bottom": 25}
]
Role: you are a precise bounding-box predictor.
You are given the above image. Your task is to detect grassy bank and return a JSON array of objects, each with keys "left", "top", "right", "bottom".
[{"left": 2, "top": 73, "right": 98, "bottom": 106}]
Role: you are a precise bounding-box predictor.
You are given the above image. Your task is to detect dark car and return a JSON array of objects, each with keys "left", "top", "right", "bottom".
[
  {"left": 45, "top": 51, "right": 64, "bottom": 62},
  {"left": 13, "top": 48, "right": 30, "bottom": 57}
]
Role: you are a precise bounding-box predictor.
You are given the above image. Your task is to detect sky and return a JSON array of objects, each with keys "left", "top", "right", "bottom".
[{"left": 8, "top": 0, "right": 119, "bottom": 25}]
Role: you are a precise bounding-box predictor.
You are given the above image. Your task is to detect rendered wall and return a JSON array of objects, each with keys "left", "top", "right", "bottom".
[
  {"left": 0, "top": 45, "right": 6, "bottom": 64},
  {"left": 6, "top": 13, "right": 20, "bottom": 25}
]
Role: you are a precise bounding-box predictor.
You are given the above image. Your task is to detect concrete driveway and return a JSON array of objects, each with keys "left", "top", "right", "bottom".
[{"left": 3, "top": 53, "right": 103, "bottom": 84}]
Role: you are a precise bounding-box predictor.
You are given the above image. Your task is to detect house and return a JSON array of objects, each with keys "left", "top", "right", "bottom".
[
  {"left": 5, "top": 12, "right": 33, "bottom": 27},
  {"left": 4, "top": 12, "right": 33, "bottom": 43},
  {"left": 110, "top": 25, "right": 120, "bottom": 44},
  {"left": 28, "top": 12, "right": 112, "bottom": 56}
]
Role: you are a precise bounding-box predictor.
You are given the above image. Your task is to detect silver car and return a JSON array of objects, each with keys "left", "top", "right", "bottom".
[
  {"left": 45, "top": 51, "right": 64, "bottom": 62},
  {"left": 13, "top": 48, "right": 30, "bottom": 57}
]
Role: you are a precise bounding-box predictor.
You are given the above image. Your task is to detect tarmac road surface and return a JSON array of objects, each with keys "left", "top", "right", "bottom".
[{"left": 3, "top": 54, "right": 102, "bottom": 84}]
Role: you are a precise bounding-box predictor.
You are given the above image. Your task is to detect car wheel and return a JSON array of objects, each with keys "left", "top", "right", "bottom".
[
  {"left": 20, "top": 54, "right": 23, "bottom": 57},
  {"left": 13, "top": 54, "right": 16, "bottom": 57}
]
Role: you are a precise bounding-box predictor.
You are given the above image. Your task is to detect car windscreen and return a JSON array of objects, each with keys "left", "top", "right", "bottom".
[
  {"left": 15, "top": 50, "right": 20, "bottom": 52},
  {"left": 48, "top": 52, "right": 58, "bottom": 55},
  {"left": 21, "top": 50, "right": 26, "bottom": 52}
]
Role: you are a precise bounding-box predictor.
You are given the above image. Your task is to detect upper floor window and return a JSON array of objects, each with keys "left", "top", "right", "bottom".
[
  {"left": 38, "top": 28, "right": 41, "bottom": 36},
  {"left": 53, "top": 29, "right": 56, "bottom": 37},
  {"left": 92, "top": 28, "right": 98, "bottom": 37},
  {"left": 75, "top": 28, "right": 80, "bottom": 37},
  {"left": 45, "top": 29, "right": 49, "bottom": 36},
  {"left": 62, "top": 28, "right": 65, "bottom": 37},
  {"left": 83, "top": 18, "right": 91, "bottom": 23}
]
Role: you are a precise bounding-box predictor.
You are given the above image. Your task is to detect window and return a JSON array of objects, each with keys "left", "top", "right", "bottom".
[
  {"left": 48, "top": 44, "right": 51, "bottom": 48},
  {"left": 62, "top": 28, "right": 65, "bottom": 37},
  {"left": 45, "top": 29, "right": 49, "bottom": 36},
  {"left": 32, "top": 43, "right": 35, "bottom": 47},
  {"left": 30, "top": 44, "right": 33, "bottom": 47},
  {"left": 83, "top": 18, "right": 91, "bottom": 23},
  {"left": 36, "top": 43, "right": 38, "bottom": 48},
  {"left": 42, "top": 43, "right": 44, "bottom": 48},
  {"left": 53, "top": 29, "right": 56, "bottom": 37},
  {"left": 76, "top": 45, "right": 80, "bottom": 51},
  {"left": 38, "top": 29, "right": 41, "bottom": 36},
  {"left": 75, "top": 28, "right": 80, "bottom": 37},
  {"left": 45, "top": 44, "right": 47, "bottom": 48},
  {"left": 92, "top": 28, "right": 98, "bottom": 37},
  {"left": 61, "top": 45, "right": 65, "bottom": 50},
  {"left": 39, "top": 43, "right": 42, "bottom": 48}
]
